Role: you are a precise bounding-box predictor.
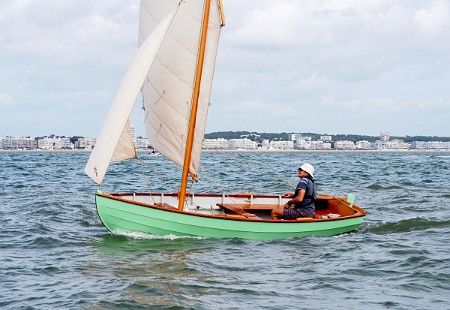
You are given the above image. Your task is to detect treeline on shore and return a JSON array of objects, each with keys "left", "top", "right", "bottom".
[{"left": 204, "top": 131, "right": 450, "bottom": 143}]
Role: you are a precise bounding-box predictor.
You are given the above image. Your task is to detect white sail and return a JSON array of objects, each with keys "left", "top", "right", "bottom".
[
  {"left": 139, "top": 0, "right": 222, "bottom": 178},
  {"left": 85, "top": 8, "right": 178, "bottom": 185}
]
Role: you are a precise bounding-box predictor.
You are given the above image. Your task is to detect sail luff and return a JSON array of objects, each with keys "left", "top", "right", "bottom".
[{"left": 178, "top": 0, "right": 212, "bottom": 211}]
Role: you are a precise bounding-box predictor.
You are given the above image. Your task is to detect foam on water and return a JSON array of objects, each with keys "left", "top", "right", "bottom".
[{"left": 112, "top": 230, "right": 206, "bottom": 240}]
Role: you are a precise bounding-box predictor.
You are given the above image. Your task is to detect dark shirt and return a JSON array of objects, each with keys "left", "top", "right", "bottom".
[{"left": 293, "top": 177, "right": 316, "bottom": 212}]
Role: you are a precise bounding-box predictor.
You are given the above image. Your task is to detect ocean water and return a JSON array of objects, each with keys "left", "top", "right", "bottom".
[{"left": 1, "top": 150, "right": 449, "bottom": 309}]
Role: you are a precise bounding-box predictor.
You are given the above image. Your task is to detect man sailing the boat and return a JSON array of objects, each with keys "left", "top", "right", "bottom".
[{"left": 272, "top": 163, "right": 317, "bottom": 220}]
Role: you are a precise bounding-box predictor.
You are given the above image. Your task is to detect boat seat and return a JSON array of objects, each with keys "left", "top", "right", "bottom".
[
  {"left": 216, "top": 203, "right": 265, "bottom": 219},
  {"left": 217, "top": 203, "right": 247, "bottom": 215}
]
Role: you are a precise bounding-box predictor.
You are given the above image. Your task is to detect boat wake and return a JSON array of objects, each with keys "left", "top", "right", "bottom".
[{"left": 112, "top": 230, "right": 206, "bottom": 240}]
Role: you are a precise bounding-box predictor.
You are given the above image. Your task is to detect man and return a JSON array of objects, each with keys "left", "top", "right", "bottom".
[{"left": 272, "top": 163, "right": 316, "bottom": 220}]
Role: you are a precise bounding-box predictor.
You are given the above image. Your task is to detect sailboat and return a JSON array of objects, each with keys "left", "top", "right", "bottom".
[{"left": 85, "top": 0, "right": 366, "bottom": 240}]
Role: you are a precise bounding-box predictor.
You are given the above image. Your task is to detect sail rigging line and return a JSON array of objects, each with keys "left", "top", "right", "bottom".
[
  {"left": 178, "top": 0, "right": 212, "bottom": 211},
  {"left": 136, "top": 154, "right": 178, "bottom": 194},
  {"left": 199, "top": 169, "right": 249, "bottom": 214},
  {"left": 184, "top": 179, "right": 196, "bottom": 212},
  {"left": 137, "top": 156, "right": 158, "bottom": 204}
]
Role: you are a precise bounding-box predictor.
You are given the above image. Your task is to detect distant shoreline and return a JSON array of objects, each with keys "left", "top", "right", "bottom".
[
  {"left": 1, "top": 149, "right": 449, "bottom": 153},
  {"left": 0, "top": 149, "right": 91, "bottom": 153}
]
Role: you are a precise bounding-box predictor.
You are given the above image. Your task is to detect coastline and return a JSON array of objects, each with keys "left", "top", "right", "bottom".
[{"left": 1, "top": 148, "right": 449, "bottom": 153}]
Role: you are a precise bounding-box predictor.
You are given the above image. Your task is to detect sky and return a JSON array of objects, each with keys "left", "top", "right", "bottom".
[{"left": 1, "top": 0, "right": 450, "bottom": 138}]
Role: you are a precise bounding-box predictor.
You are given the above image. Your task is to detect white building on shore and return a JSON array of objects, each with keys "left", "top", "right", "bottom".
[
  {"left": 75, "top": 137, "right": 96, "bottom": 149},
  {"left": 135, "top": 137, "right": 150, "bottom": 149},
  {"left": 320, "top": 135, "right": 332, "bottom": 142},
  {"left": 270, "top": 140, "right": 294, "bottom": 150},
  {"left": 229, "top": 138, "right": 257, "bottom": 150},
  {"left": 335, "top": 140, "right": 356, "bottom": 150},
  {"left": 373, "top": 139, "right": 409, "bottom": 150},
  {"left": 2, "top": 133, "right": 450, "bottom": 151},
  {"left": 203, "top": 138, "right": 229, "bottom": 150},
  {"left": 294, "top": 136, "right": 312, "bottom": 149},
  {"left": 411, "top": 141, "right": 450, "bottom": 150},
  {"left": 355, "top": 140, "right": 373, "bottom": 150},
  {"left": 0, "top": 136, "right": 37, "bottom": 150},
  {"left": 310, "top": 140, "right": 332, "bottom": 150},
  {"left": 261, "top": 139, "right": 270, "bottom": 150},
  {"left": 38, "top": 137, "right": 73, "bottom": 150}
]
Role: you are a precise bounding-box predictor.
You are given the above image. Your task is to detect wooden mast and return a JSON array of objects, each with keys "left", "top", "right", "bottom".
[{"left": 178, "top": 0, "right": 212, "bottom": 211}]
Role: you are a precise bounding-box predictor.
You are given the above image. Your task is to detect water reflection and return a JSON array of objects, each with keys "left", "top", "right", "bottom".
[{"left": 86, "top": 234, "right": 218, "bottom": 308}]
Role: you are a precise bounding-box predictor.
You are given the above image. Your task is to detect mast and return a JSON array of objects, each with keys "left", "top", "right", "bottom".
[{"left": 178, "top": 0, "right": 212, "bottom": 211}]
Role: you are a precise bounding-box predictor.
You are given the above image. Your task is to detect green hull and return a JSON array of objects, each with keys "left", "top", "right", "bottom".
[{"left": 95, "top": 193, "right": 365, "bottom": 240}]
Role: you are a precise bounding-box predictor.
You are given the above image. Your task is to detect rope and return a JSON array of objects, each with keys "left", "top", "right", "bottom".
[
  {"left": 136, "top": 154, "right": 199, "bottom": 212},
  {"left": 138, "top": 156, "right": 157, "bottom": 204},
  {"left": 136, "top": 153, "right": 178, "bottom": 195},
  {"left": 200, "top": 168, "right": 248, "bottom": 214},
  {"left": 183, "top": 179, "right": 196, "bottom": 212}
]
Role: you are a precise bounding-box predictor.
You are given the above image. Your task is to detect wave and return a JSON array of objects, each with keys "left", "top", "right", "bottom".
[
  {"left": 368, "top": 183, "right": 383, "bottom": 190},
  {"left": 26, "top": 235, "right": 66, "bottom": 248},
  {"left": 365, "top": 217, "right": 450, "bottom": 234},
  {"left": 367, "top": 183, "right": 404, "bottom": 190}
]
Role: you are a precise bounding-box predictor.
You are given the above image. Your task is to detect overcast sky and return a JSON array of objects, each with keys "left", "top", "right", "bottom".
[{"left": 1, "top": 0, "right": 450, "bottom": 138}]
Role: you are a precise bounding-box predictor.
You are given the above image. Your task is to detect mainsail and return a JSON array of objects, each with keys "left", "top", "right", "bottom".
[{"left": 139, "top": 0, "right": 223, "bottom": 179}]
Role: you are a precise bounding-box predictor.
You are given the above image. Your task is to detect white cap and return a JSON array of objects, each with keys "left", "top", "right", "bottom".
[{"left": 299, "top": 163, "right": 314, "bottom": 178}]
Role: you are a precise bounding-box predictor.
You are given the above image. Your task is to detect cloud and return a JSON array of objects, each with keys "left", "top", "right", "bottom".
[
  {"left": 0, "top": 0, "right": 139, "bottom": 136},
  {"left": 213, "top": 1, "right": 450, "bottom": 127},
  {"left": 415, "top": 1, "right": 450, "bottom": 35},
  {"left": 1, "top": 0, "right": 450, "bottom": 137}
]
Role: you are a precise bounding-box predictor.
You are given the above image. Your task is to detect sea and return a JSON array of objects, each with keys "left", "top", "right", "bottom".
[{"left": 1, "top": 150, "right": 449, "bottom": 310}]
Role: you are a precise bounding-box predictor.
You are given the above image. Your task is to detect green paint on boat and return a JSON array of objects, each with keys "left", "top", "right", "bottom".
[{"left": 95, "top": 194, "right": 365, "bottom": 240}]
